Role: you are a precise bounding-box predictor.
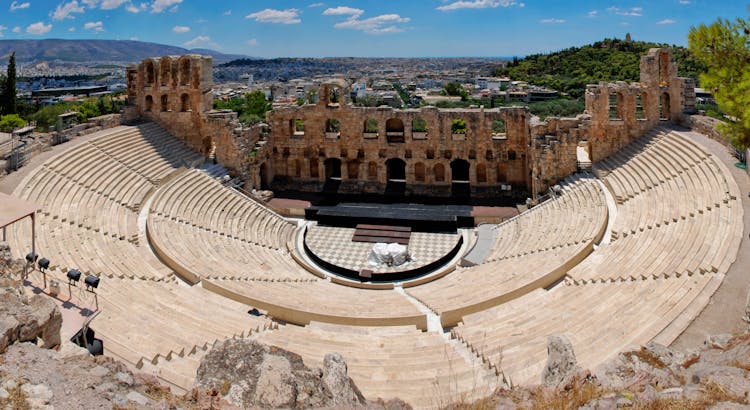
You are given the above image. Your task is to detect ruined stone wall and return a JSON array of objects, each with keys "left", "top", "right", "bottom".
[
  {"left": 126, "top": 48, "right": 693, "bottom": 199},
  {"left": 266, "top": 84, "right": 531, "bottom": 198}
]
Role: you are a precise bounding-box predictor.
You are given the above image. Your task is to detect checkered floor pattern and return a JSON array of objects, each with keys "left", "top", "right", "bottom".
[{"left": 305, "top": 225, "right": 460, "bottom": 273}]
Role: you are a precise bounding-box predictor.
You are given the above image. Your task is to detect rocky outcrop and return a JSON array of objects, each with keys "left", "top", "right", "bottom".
[
  {"left": 542, "top": 334, "right": 582, "bottom": 388},
  {"left": 196, "top": 338, "right": 367, "bottom": 409}
]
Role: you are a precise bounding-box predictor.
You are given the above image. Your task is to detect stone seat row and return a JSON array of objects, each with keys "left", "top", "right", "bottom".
[
  {"left": 487, "top": 177, "right": 606, "bottom": 261},
  {"left": 89, "top": 123, "right": 202, "bottom": 182},
  {"left": 18, "top": 167, "right": 140, "bottom": 242},
  {"left": 10, "top": 213, "right": 173, "bottom": 280},
  {"left": 149, "top": 169, "right": 295, "bottom": 249},
  {"left": 202, "top": 278, "right": 427, "bottom": 330},
  {"left": 452, "top": 272, "right": 716, "bottom": 386},
  {"left": 407, "top": 177, "right": 608, "bottom": 326},
  {"left": 147, "top": 214, "right": 309, "bottom": 282}
]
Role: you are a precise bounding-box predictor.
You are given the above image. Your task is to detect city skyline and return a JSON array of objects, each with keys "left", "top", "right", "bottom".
[{"left": 0, "top": 0, "right": 747, "bottom": 58}]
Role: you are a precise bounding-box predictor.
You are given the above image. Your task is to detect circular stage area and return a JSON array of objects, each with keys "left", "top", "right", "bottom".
[{"left": 303, "top": 224, "right": 463, "bottom": 282}]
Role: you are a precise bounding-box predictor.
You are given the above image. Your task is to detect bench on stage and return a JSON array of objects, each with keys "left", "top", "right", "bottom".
[{"left": 353, "top": 224, "right": 411, "bottom": 245}]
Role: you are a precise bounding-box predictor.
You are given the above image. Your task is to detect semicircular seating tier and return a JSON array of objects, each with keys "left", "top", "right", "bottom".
[
  {"left": 8, "top": 123, "right": 203, "bottom": 281},
  {"left": 406, "top": 176, "right": 609, "bottom": 326},
  {"left": 449, "top": 128, "right": 743, "bottom": 386}
]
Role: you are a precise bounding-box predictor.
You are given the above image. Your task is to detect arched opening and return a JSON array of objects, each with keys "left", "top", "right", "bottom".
[
  {"left": 609, "top": 92, "right": 624, "bottom": 120},
  {"left": 386, "top": 118, "right": 405, "bottom": 143},
  {"left": 659, "top": 92, "right": 670, "bottom": 121},
  {"left": 290, "top": 118, "right": 305, "bottom": 137},
  {"left": 491, "top": 119, "right": 506, "bottom": 139},
  {"left": 180, "top": 93, "right": 190, "bottom": 112},
  {"left": 496, "top": 163, "right": 507, "bottom": 182},
  {"left": 293, "top": 159, "right": 302, "bottom": 177},
  {"left": 451, "top": 118, "right": 467, "bottom": 140},
  {"left": 434, "top": 163, "right": 445, "bottom": 182},
  {"left": 179, "top": 58, "right": 191, "bottom": 86},
  {"left": 144, "top": 95, "right": 153, "bottom": 112},
  {"left": 385, "top": 158, "right": 406, "bottom": 195},
  {"left": 412, "top": 117, "right": 427, "bottom": 140},
  {"left": 327, "top": 86, "right": 342, "bottom": 106},
  {"left": 160, "top": 59, "right": 171, "bottom": 87},
  {"left": 259, "top": 162, "right": 270, "bottom": 190},
  {"left": 635, "top": 93, "right": 646, "bottom": 120},
  {"left": 363, "top": 118, "right": 378, "bottom": 138},
  {"left": 368, "top": 161, "right": 378, "bottom": 181},
  {"left": 324, "top": 158, "right": 342, "bottom": 180},
  {"left": 145, "top": 61, "right": 155, "bottom": 85},
  {"left": 309, "top": 158, "right": 319, "bottom": 179},
  {"left": 160, "top": 94, "right": 168, "bottom": 112},
  {"left": 451, "top": 159, "right": 470, "bottom": 197},
  {"left": 347, "top": 161, "right": 359, "bottom": 180},
  {"left": 476, "top": 163, "right": 487, "bottom": 183},
  {"left": 414, "top": 162, "right": 426, "bottom": 182},
  {"left": 325, "top": 119, "right": 340, "bottom": 139}
]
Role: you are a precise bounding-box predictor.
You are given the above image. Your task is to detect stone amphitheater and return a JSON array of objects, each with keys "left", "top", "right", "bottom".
[{"left": 1, "top": 48, "right": 748, "bottom": 409}]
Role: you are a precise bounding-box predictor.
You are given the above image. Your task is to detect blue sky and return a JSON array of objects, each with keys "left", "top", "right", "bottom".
[{"left": 0, "top": 1, "right": 747, "bottom": 57}]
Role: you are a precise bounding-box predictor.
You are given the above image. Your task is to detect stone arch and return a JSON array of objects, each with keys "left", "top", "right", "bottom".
[
  {"left": 309, "top": 158, "right": 320, "bottom": 179},
  {"left": 160, "top": 94, "right": 169, "bottom": 112},
  {"left": 145, "top": 61, "right": 155, "bottom": 85},
  {"left": 434, "top": 163, "right": 445, "bottom": 182},
  {"left": 636, "top": 93, "right": 646, "bottom": 120},
  {"left": 180, "top": 93, "right": 190, "bottom": 112},
  {"left": 364, "top": 118, "right": 378, "bottom": 138},
  {"left": 450, "top": 159, "right": 470, "bottom": 182},
  {"left": 496, "top": 163, "right": 507, "bottom": 182},
  {"left": 160, "top": 58, "right": 171, "bottom": 87},
  {"left": 491, "top": 119, "right": 506, "bottom": 138},
  {"left": 293, "top": 159, "right": 302, "bottom": 177},
  {"left": 609, "top": 92, "right": 624, "bottom": 120},
  {"left": 414, "top": 162, "right": 426, "bottom": 182},
  {"left": 179, "top": 57, "right": 191, "bottom": 86},
  {"left": 290, "top": 118, "right": 305, "bottom": 137},
  {"left": 327, "top": 85, "right": 342, "bottom": 106},
  {"left": 144, "top": 95, "right": 153, "bottom": 112},
  {"left": 659, "top": 92, "right": 670, "bottom": 121},
  {"left": 386, "top": 158, "right": 406, "bottom": 181},
  {"left": 412, "top": 117, "right": 428, "bottom": 140},
  {"left": 507, "top": 150, "right": 517, "bottom": 161},
  {"left": 386, "top": 118, "right": 405, "bottom": 143},
  {"left": 325, "top": 118, "right": 340, "bottom": 139},
  {"left": 347, "top": 161, "right": 360, "bottom": 180},
  {"left": 367, "top": 161, "right": 378, "bottom": 181},
  {"left": 259, "top": 162, "right": 270, "bottom": 190},
  {"left": 476, "top": 163, "right": 488, "bottom": 183},
  {"left": 324, "top": 158, "right": 342, "bottom": 180}
]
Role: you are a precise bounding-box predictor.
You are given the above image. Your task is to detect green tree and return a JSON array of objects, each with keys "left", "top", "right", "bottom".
[
  {"left": 244, "top": 90, "right": 271, "bottom": 119},
  {"left": 689, "top": 17, "right": 750, "bottom": 148},
  {"left": 0, "top": 114, "right": 27, "bottom": 132},
  {"left": 444, "top": 82, "right": 463, "bottom": 96},
  {"left": 0, "top": 52, "right": 16, "bottom": 115}
]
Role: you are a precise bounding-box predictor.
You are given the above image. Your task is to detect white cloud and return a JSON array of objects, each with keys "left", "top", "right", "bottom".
[
  {"left": 0, "top": 25, "right": 6, "bottom": 38},
  {"left": 151, "top": 0, "right": 181, "bottom": 13},
  {"left": 246, "top": 8, "right": 301, "bottom": 24},
  {"left": 84, "top": 21, "right": 104, "bottom": 31},
  {"left": 437, "top": 0, "right": 523, "bottom": 11},
  {"left": 99, "top": 0, "right": 128, "bottom": 9},
  {"left": 223, "top": 10, "right": 231, "bottom": 16},
  {"left": 540, "top": 18, "right": 565, "bottom": 23},
  {"left": 172, "top": 25, "right": 190, "bottom": 33},
  {"left": 246, "top": 38, "right": 258, "bottom": 46},
  {"left": 68, "top": 26, "right": 75, "bottom": 31},
  {"left": 12, "top": 26, "right": 21, "bottom": 33},
  {"left": 587, "top": 10, "right": 597, "bottom": 17},
  {"left": 334, "top": 13, "right": 410, "bottom": 34},
  {"left": 607, "top": 6, "right": 643, "bottom": 17},
  {"left": 309, "top": 2, "right": 324, "bottom": 7},
  {"left": 679, "top": 0, "right": 690, "bottom": 3},
  {"left": 323, "top": 6, "right": 363, "bottom": 17},
  {"left": 184, "top": 35, "right": 218, "bottom": 48},
  {"left": 656, "top": 18, "right": 676, "bottom": 24},
  {"left": 52, "top": 1, "right": 84, "bottom": 20},
  {"left": 125, "top": 2, "right": 143, "bottom": 13},
  {"left": 10, "top": 1, "right": 31, "bottom": 11},
  {"left": 26, "top": 21, "right": 52, "bottom": 34}
]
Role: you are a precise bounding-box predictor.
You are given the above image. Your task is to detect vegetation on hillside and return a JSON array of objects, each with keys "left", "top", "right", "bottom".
[
  {"left": 689, "top": 17, "right": 750, "bottom": 148},
  {"left": 495, "top": 38, "right": 707, "bottom": 98},
  {"left": 213, "top": 90, "right": 272, "bottom": 125}
]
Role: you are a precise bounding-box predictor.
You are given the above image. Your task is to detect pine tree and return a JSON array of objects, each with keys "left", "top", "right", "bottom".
[{"left": 689, "top": 18, "right": 750, "bottom": 148}]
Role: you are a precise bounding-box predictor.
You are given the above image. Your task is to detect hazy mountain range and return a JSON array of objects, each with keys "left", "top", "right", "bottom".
[{"left": 0, "top": 39, "right": 249, "bottom": 64}]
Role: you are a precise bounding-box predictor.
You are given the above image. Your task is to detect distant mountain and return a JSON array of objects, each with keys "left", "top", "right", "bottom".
[{"left": 0, "top": 39, "right": 248, "bottom": 64}]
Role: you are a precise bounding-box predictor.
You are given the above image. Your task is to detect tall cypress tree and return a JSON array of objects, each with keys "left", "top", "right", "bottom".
[{"left": 3, "top": 52, "right": 17, "bottom": 115}]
